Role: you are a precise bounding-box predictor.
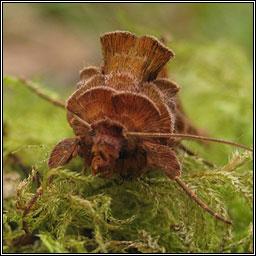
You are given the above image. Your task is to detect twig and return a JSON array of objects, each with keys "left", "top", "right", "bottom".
[
  {"left": 23, "top": 174, "right": 57, "bottom": 234},
  {"left": 8, "top": 153, "right": 30, "bottom": 177},
  {"left": 19, "top": 77, "right": 65, "bottom": 109},
  {"left": 8, "top": 153, "right": 41, "bottom": 187},
  {"left": 18, "top": 77, "right": 92, "bottom": 130},
  {"left": 179, "top": 144, "right": 214, "bottom": 168}
]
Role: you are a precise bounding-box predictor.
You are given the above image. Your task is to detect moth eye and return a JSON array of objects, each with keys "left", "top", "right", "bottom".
[
  {"left": 142, "top": 150, "right": 147, "bottom": 157},
  {"left": 89, "top": 130, "right": 96, "bottom": 137},
  {"left": 99, "top": 151, "right": 107, "bottom": 161},
  {"left": 119, "top": 150, "right": 124, "bottom": 159}
]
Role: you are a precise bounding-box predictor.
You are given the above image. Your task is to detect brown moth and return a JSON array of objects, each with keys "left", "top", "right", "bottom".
[{"left": 43, "top": 31, "right": 251, "bottom": 226}]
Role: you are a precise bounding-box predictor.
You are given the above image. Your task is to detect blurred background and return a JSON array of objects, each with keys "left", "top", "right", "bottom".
[
  {"left": 3, "top": 3, "right": 253, "bottom": 252},
  {"left": 3, "top": 3, "right": 253, "bottom": 86}
]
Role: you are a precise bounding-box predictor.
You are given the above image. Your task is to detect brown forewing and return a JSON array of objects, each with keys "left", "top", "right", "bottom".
[
  {"left": 141, "top": 82, "right": 174, "bottom": 132},
  {"left": 66, "top": 74, "right": 106, "bottom": 117},
  {"left": 111, "top": 92, "right": 163, "bottom": 132},
  {"left": 67, "top": 85, "right": 173, "bottom": 135},
  {"left": 71, "top": 86, "right": 116, "bottom": 124}
]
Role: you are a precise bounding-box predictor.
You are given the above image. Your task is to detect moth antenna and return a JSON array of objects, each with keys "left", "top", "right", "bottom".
[
  {"left": 68, "top": 111, "right": 92, "bottom": 130},
  {"left": 174, "top": 177, "right": 232, "bottom": 225},
  {"left": 127, "top": 132, "right": 253, "bottom": 152},
  {"left": 19, "top": 77, "right": 65, "bottom": 109}
]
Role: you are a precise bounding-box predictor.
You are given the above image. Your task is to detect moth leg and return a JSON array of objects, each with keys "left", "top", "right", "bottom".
[
  {"left": 48, "top": 137, "right": 80, "bottom": 169},
  {"left": 143, "top": 141, "right": 181, "bottom": 179},
  {"left": 99, "top": 169, "right": 115, "bottom": 179},
  {"left": 174, "top": 177, "right": 232, "bottom": 225},
  {"left": 72, "top": 144, "right": 80, "bottom": 158},
  {"left": 23, "top": 174, "right": 56, "bottom": 234},
  {"left": 22, "top": 188, "right": 43, "bottom": 234},
  {"left": 144, "top": 141, "right": 232, "bottom": 224}
]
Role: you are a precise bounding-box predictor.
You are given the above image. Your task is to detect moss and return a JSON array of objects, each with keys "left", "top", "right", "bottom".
[
  {"left": 3, "top": 152, "right": 253, "bottom": 253},
  {"left": 3, "top": 40, "right": 253, "bottom": 253}
]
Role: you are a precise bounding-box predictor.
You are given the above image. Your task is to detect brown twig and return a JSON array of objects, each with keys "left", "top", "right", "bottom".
[
  {"left": 8, "top": 153, "right": 42, "bottom": 187},
  {"left": 8, "top": 153, "right": 30, "bottom": 177},
  {"left": 18, "top": 77, "right": 92, "bottom": 130},
  {"left": 19, "top": 77, "right": 65, "bottom": 109},
  {"left": 23, "top": 174, "right": 57, "bottom": 234},
  {"left": 178, "top": 144, "right": 214, "bottom": 168}
]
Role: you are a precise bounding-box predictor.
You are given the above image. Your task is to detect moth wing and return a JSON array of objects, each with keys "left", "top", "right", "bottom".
[
  {"left": 66, "top": 111, "right": 90, "bottom": 137},
  {"left": 153, "top": 78, "right": 180, "bottom": 98},
  {"left": 141, "top": 82, "right": 174, "bottom": 132},
  {"left": 112, "top": 92, "right": 171, "bottom": 132},
  {"left": 143, "top": 141, "right": 181, "bottom": 179},
  {"left": 112, "top": 92, "right": 166, "bottom": 133},
  {"left": 67, "top": 77, "right": 104, "bottom": 136},
  {"left": 77, "top": 66, "right": 101, "bottom": 89},
  {"left": 68, "top": 87, "right": 173, "bottom": 135},
  {"left": 48, "top": 138, "right": 80, "bottom": 169},
  {"left": 66, "top": 85, "right": 117, "bottom": 135},
  {"left": 66, "top": 75, "right": 105, "bottom": 117},
  {"left": 76, "top": 86, "right": 116, "bottom": 122}
]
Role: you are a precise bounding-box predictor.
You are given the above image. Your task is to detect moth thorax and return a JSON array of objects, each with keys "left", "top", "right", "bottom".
[
  {"left": 105, "top": 71, "right": 140, "bottom": 92},
  {"left": 90, "top": 120, "right": 125, "bottom": 178}
]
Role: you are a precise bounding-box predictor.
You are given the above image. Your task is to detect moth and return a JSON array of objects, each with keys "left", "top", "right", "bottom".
[{"left": 23, "top": 31, "right": 252, "bottom": 233}]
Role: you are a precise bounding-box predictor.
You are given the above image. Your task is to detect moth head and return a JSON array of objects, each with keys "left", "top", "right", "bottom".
[{"left": 90, "top": 119, "right": 125, "bottom": 178}]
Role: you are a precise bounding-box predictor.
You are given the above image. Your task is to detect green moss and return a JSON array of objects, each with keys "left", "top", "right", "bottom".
[
  {"left": 3, "top": 39, "right": 253, "bottom": 253},
  {"left": 3, "top": 152, "right": 253, "bottom": 253}
]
